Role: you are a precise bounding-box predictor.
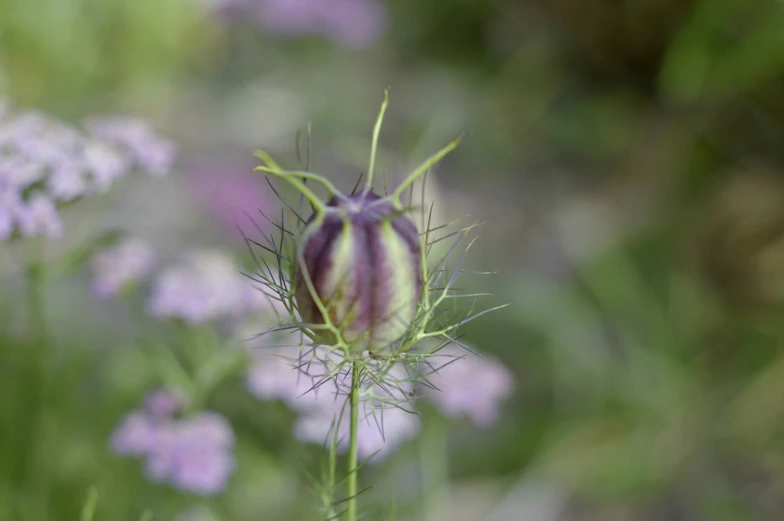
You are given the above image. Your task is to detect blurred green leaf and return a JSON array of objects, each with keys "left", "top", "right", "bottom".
[{"left": 661, "top": 0, "right": 784, "bottom": 101}]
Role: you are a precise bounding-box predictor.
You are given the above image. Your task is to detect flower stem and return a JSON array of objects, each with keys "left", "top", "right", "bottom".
[
  {"left": 26, "top": 250, "right": 48, "bottom": 346},
  {"left": 347, "top": 360, "right": 361, "bottom": 521}
]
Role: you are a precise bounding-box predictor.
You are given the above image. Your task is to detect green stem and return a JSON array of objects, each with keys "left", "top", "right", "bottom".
[
  {"left": 420, "top": 419, "right": 451, "bottom": 521},
  {"left": 26, "top": 251, "right": 47, "bottom": 347},
  {"left": 347, "top": 361, "right": 361, "bottom": 521}
]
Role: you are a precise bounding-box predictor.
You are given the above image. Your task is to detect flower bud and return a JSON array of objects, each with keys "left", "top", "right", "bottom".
[{"left": 294, "top": 191, "right": 422, "bottom": 354}]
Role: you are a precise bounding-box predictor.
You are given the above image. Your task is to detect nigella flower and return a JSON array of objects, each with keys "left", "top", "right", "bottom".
[
  {"left": 90, "top": 239, "right": 156, "bottom": 299},
  {"left": 424, "top": 344, "right": 514, "bottom": 427},
  {"left": 85, "top": 117, "right": 177, "bottom": 176},
  {"left": 147, "top": 250, "right": 259, "bottom": 324},
  {"left": 293, "top": 191, "right": 423, "bottom": 355},
  {"left": 110, "top": 389, "right": 236, "bottom": 496}
]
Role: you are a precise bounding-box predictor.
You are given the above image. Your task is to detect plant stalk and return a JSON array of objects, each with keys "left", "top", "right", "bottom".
[
  {"left": 26, "top": 256, "right": 47, "bottom": 346},
  {"left": 347, "top": 361, "right": 361, "bottom": 521}
]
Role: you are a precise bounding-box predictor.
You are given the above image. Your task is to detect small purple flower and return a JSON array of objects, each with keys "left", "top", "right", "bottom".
[
  {"left": 425, "top": 345, "right": 514, "bottom": 427},
  {"left": 0, "top": 156, "right": 45, "bottom": 189},
  {"left": 246, "top": 348, "right": 335, "bottom": 412},
  {"left": 143, "top": 388, "right": 183, "bottom": 418},
  {"left": 221, "top": 0, "right": 386, "bottom": 49},
  {"left": 110, "top": 391, "right": 236, "bottom": 496},
  {"left": 47, "top": 160, "right": 88, "bottom": 202},
  {"left": 145, "top": 413, "right": 235, "bottom": 496},
  {"left": 85, "top": 117, "right": 177, "bottom": 176},
  {"left": 90, "top": 239, "right": 156, "bottom": 299},
  {"left": 110, "top": 411, "right": 164, "bottom": 457},
  {"left": 0, "top": 103, "right": 176, "bottom": 241},
  {"left": 248, "top": 351, "right": 419, "bottom": 460},
  {"left": 147, "top": 250, "right": 256, "bottom": 323},
  {"left": 83, "top": 141, "right": 130, "bottom": 191},
  {"left": 294, "top": 402, "right": 420, "bottom": 461},
  {"left": 15, "top": 194, "right": 63, "bottom": 239}
]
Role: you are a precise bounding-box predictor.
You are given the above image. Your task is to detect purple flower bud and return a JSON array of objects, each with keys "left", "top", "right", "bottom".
[{"left": 295, "top": 191, "right": 422, "bottom": 354}]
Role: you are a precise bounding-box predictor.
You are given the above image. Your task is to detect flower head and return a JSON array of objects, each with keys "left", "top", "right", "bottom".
[
  {"left": 248, "top": 348, "right": 420, "bottom": 460},
  {"left": 110, "top": 411, "right": 164, "bottom": 457},
  {"left": 110, "top": 390, "right": 235, "bottom": 496},
  {"left": 247, "top": 347, "right": 336, "bottom": 412},
  {"left": 424, "top": 345, "right": 514, "bottom": 427},
  {"left": 145, "top": 413, "right": 235, "bottom": 496},
  {"left": 85, "top": 117, "right": 177, "bottom": 177},
  {"left": 147, "top": 250, "right": 258, "bottom": 324},
  {"left": 294, "top": 191, "right": 423, "bottom": 354},
  {"left": 90, "top": 239, "right": 156, "bottom": 299},
  {"left": 0, "top": 103, "right": 177, "bottom": 241},
  {"left": 294, "top": 401, "right": 419, "bottom": 461},
  {"left": 252, "top": 91, "right": 463, "bottom": 359},
  {"left": 15, "top": 194, "right": 63, "bottom": 239}
]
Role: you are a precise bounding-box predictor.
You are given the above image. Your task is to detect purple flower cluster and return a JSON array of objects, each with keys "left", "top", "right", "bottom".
[
  {"left": 294, "top": 400, "right": 420, "bottom": 461},
  {"left": 111, "top": 389, "right": 236, "bottom": 496},
  {"left": 90, "top": 239, "right": 157, "bottom": 299},
  {"left": 85, "top": 117, "right": 177, "bottom": 177},
  {"left": 248, "top": 350, "right": 420, "bottom": 461},
  {"left": 424, "top": 345, "right": 514, "bottom": 427},
  {"left": 246, "top": 342, "right": 514, "bottom": 457},
  {"left": 0, "top": 104, "right": 177, "bottom": 241},
  {"left": 147, "top": 250, "right": 267, "bottom": 324},
  {"left": 216, "top": 0, "right": 386, "bottom": 49}
]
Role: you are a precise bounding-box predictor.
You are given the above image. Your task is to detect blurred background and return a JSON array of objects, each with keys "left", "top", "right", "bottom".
[{"left": 2, "top": 0, "right": 784, "bottom": 519}]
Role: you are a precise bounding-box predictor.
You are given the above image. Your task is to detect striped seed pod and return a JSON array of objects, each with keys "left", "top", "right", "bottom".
[{"left": 294, "top": 191, "right": 422, "bottom": 354}]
